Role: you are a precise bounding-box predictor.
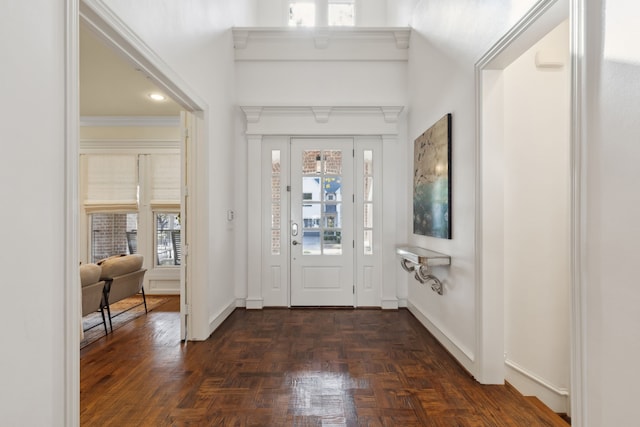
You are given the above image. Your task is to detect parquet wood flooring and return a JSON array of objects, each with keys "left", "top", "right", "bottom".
[{"left": 81, "top": 300, "right": 569, "bottom": 426}]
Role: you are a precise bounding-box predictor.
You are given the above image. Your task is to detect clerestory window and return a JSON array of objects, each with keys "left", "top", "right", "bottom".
[{"left": 288, "top": 0, "right": 355, "bottom": 27}]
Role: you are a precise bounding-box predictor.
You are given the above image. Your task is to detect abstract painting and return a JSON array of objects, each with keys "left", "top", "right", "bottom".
[{"left": 413, "top": 113, "right": 452, "bottom": 238}]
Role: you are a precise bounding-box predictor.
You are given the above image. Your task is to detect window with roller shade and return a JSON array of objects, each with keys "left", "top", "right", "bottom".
[{"left": 81, "top": 153, "right": 181, "bottom": 266}]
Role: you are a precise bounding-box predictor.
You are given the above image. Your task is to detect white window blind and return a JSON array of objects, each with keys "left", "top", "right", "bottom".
[
  {"left": 81, "top": 154, "right": 139, "bottom": 212},
  {"left": 150, "top": 154, "right": 180, "bottom": 207}
]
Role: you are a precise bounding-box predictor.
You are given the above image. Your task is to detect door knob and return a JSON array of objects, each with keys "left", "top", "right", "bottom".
[{"left": 292, "top": 240, "right": 300, "bottom": 245}]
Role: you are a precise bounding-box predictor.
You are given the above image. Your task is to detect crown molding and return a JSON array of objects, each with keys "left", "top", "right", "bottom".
[
  {"left": 80, "top": 139, "right": 180, "bottom": 151},
  {"left": 240, "top": 105, "right": 404, "bottom": 136},
  {"left": 233, "top": 27, "right": 411, "bottom": 61},
  {"left": 80, "top": 115, "right": 181, "bottom": 127}
]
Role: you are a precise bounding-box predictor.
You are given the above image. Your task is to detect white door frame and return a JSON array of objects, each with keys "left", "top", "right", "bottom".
[
  {"left": 65, "top": 1, "right": 208, "bottom": 424},
  {"left": 474, "top": 0, "right": 585, "bottom": 423},
  {"left": 243, "top": 106, "right": 403, "bottom": 310}
]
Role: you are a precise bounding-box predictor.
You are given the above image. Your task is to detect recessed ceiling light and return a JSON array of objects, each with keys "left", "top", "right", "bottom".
[{"left": 148, "top": 93, "right": 166, "bottom": 102}]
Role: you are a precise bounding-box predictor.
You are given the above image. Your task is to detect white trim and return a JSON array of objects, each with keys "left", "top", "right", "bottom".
[
  {"left": 83, "top": 202, "right": 138, "bottom": 212},
  {"left": 242, "top": 106, "right": 404, "bottom": 136},
  {"left": 474, "top": 0, "right": 584, "bottom": 420},
  {"left": 65, "top": 1, "right": 80, "bottom": 425},
  {"left": 233, "top": 27, "right": 411, "bottom": 61},
  {"left": 80, "top": 115, "right": 181, "bottom": 127},
  {"left": 407, "top": 302, "right": 475, "bottom": 374},
  {"left": 381, "top": 299, "right": 399, "bottom": 310},
  {"left": 235, "top": 298, "right": 247, "bottom": 308},
  {"left": 505, "top": 359, "right": 569, "bottom": 413},
  {"left": 245, "top": 299, "right": 264, "bottom": 309},
  {"left": 246, "top": 135, "right": 264, "bottom": 309},
  {"left": 80, "top": 139, "right": 180, "bottom": 151},
  {"left": 207, "top": 300, "right": 237, "bottom": 337},
  {"left": 506, "top": 359, "right": 570, "bottom": 396},
  {"left": 570, "top": 0, "right": 587, "bottom": 424},
  {"left": 475, "top": 0, "right": 570, "bottom": 383}
]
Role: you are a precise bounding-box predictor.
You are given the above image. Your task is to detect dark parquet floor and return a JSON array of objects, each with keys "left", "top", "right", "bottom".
[{"left": 81, "top": 298, "right": 569, "bottom": 426}]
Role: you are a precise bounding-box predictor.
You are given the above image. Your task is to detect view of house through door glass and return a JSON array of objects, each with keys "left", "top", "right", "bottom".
[{"left": 291, "top": 139, "right": 354, "bottom": 306}]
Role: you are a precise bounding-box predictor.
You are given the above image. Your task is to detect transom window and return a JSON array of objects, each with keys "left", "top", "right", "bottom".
[
  {"left": 328, "top": 1, "right": 355, "bottom": 26},
  {"left": 288, "top": 0, "right": 355, "bottom": 27},
  {"left": 289, "top": 1, "right": 316, "bottom": 27}
]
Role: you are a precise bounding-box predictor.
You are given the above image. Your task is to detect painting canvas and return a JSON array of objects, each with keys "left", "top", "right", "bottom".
[{"left": 413, "top": 113, "right": 452, "bottom": 238}]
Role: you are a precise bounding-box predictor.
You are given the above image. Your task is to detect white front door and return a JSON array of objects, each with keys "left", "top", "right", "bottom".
[{"left": 290, "top": 138, "right": 354, "bottom": 306}]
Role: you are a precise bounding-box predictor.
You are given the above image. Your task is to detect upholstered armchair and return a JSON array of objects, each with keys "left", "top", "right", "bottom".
[
  {"left": 80, "top": 263, "right": 108, "bottom": 335},
  {"left": 97, "top": 254, "right": 147, "bottom": 332}
]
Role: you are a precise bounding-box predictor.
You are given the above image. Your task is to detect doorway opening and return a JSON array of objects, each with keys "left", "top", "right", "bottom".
[
  {"left": 66, "top": 1, "right": 207, "bottom": 424},
  {"left": 475, "top": 0, "right": 575, "bottom": 418}
]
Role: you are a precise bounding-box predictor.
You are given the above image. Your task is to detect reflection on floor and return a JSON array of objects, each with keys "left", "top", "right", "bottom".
[{"left": 81, "top": 300, "right": 569, "bottom": 426}]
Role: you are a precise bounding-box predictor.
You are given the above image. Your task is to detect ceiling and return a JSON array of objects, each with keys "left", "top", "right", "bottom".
[{"left": 80, "top": 25, "right": 182, "bottom": 117}]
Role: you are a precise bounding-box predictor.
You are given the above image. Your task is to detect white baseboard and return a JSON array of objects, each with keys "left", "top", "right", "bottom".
[
  {"left": 397, "top": 298, "right": 408, "bottom": 308},
  {"left": 207, "top": 300, "right": 237, "bottom": 336},
  {"left": 407, "top": 301, "right": 475, "bottom": 375},
  {"left": 505, "top": 359, "right": 569, "bottom": 414},
  {"left": 381, "top": 298, "right": 399, "bottom": 310},
  {"left": 235, "top": 298, "right": 246, "bottom": 308},
  {"left": 245, "top": 298, "right": 264, "bottom": 309}
]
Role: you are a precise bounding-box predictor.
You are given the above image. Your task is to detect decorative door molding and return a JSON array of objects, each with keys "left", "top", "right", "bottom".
[{"left": 242, "top": 105, "right": 403, "bottom": 309}]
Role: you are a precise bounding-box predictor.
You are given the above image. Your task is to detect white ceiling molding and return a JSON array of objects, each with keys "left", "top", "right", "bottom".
[
  {"left": 232, "top": 27, "right": 411, "bottom": 61},
  {"left": 241, "top": 106, "right": 404, "bottom": 136},
  {"left": 233, "top": 30, "right": 250, "bottom": 49},
  {"left": 241, "top": 107, "right": 263, "bottom": 123},
  {"left": 381, "top": 107, "right": 404, "bottom": 123},
  {"left": 80, "top": 139, "right": 180, "bottom": 152},
  {"left": 80, "top": 115, "right": 181, "bottom": 127},
  {"left": 393, "top": 31, "right": 411, "bottom": 49},
  {"left": 311, "top": 107, "right": 332, "bottom": 123}
]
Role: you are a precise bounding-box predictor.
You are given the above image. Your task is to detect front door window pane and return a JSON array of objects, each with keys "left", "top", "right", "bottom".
[
  {"left": 323, "top": 177, "right": 342, "bottom": 201},
  {"left": 323, "top": 230, "right": 342, "bottom": 254},
  {"left": 301, "top": 149, "right": 343, "bottom": 255},
  {"left": 323, "top": 150, "right": 342, "bottom": 174},
  {"left": 302, "top": 230, "right": 321, "bottom": 255}
]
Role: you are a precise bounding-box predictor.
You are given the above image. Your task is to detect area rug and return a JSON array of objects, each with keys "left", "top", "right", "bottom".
[{"left": 81, "top": 294, "right": 169, "bottom": 348}]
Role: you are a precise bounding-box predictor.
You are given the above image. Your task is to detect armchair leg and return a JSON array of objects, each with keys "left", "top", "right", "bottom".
[
  {"left": 102, "top": 287, "right": 113, "bottom": 333},
  {"left": 141, "top": 287, "right": 148, "bottom": 313},
  {"left": 99, "top": 306, "right": 108, "bottom": 335}
]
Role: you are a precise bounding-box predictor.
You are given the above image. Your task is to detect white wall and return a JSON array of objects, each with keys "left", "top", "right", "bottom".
[
  {"left": 584, "top": 0, "right": 640, "bottom": 424},
  {"left": 386, "top": 0, "right": 419, "bottom": 26},
  {"left": 0, "top": 1, "right": 67, "bottom": 424},
  {"left": 502, "top": 20, "right": 570, "bottom": 411},
  {"left": 100, "top": 0, "right": 256, "bottom": 337},
  {"left": 405, "top": 0, "right": 542, "bottom": 375},
  {"left": 236, "top": 61, "right": 407, "bottom": 105}
]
